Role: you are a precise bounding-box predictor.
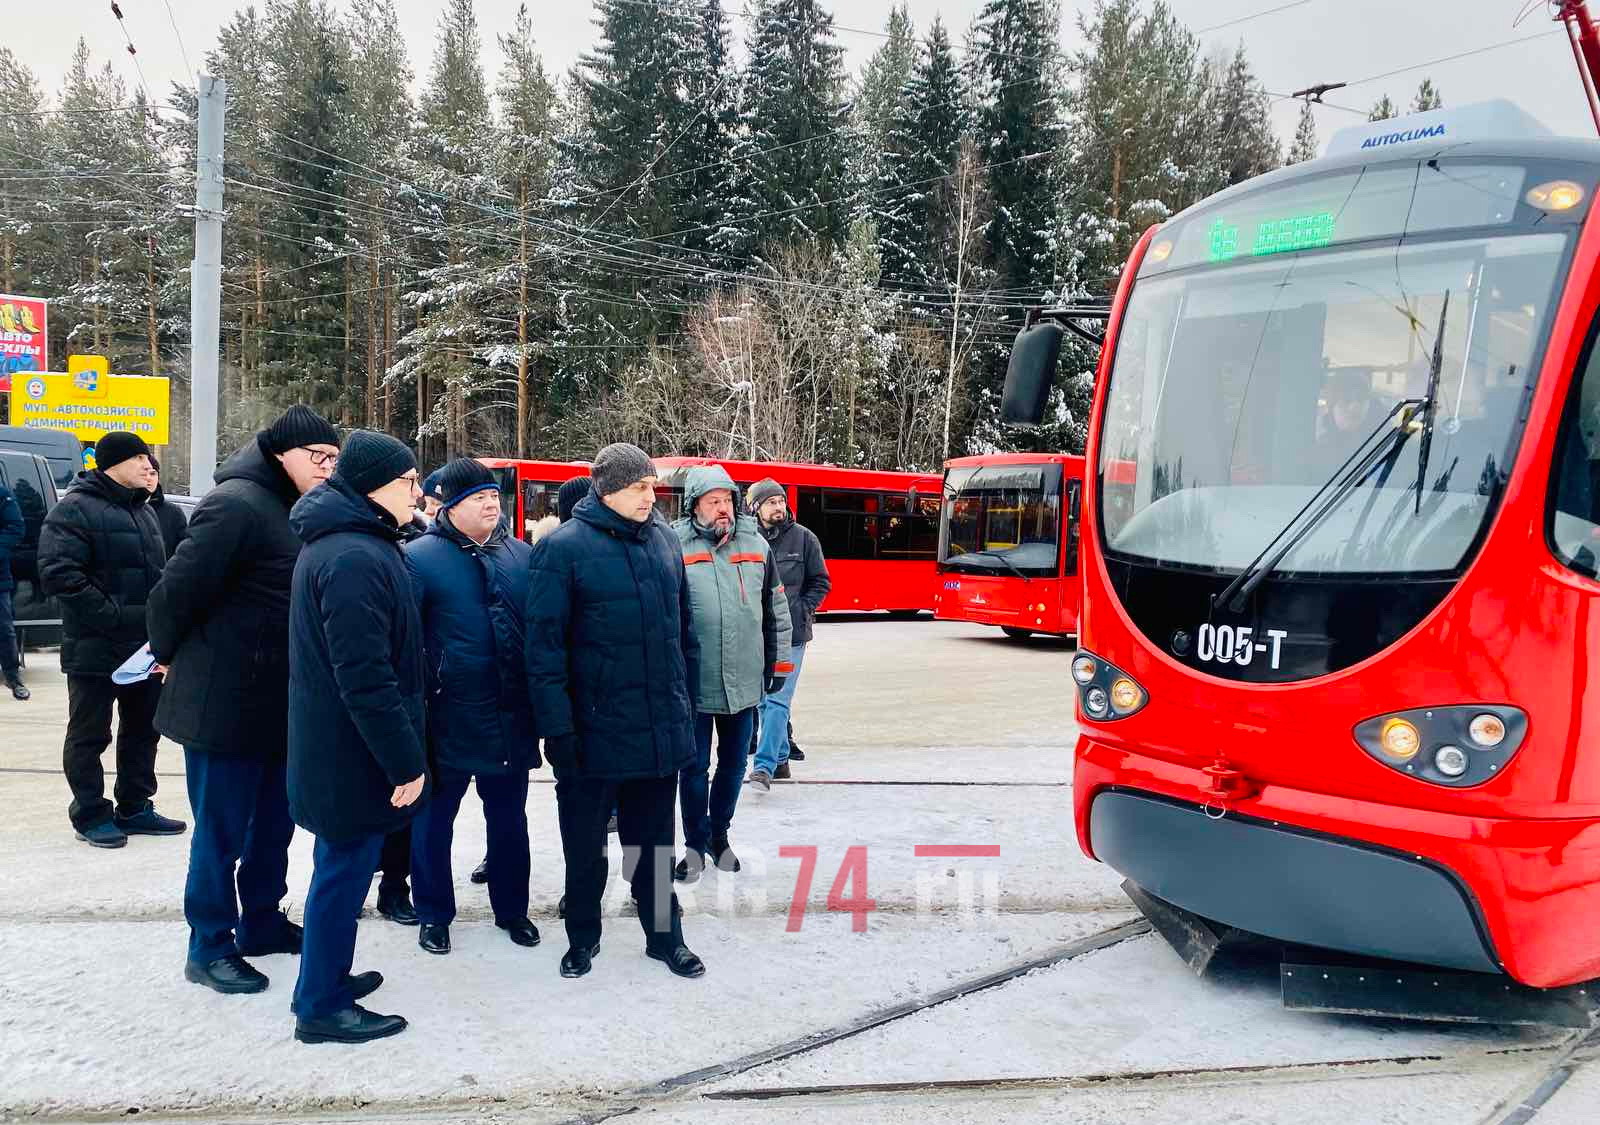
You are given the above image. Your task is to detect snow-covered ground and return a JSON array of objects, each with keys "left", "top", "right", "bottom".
[{"left": 0, "top": 618, "right": 1594, "bottom": 1123}]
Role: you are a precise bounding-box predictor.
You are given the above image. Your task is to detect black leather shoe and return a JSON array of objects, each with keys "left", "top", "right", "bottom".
[
  {"left": 294, "top": 1004, "right": 407, "bottom": 1044},
  {"left": 560, "top": 943, "right": 600, "bottom": 978},
  {"left": 114, "top": 804, "right": 187, "bottom": 836},
  {"left": 185, "top": 954, "right": 268, "bottom": 994},
  {"left": 75, "top": 821, "right": 127, "bottom": 849},
  {"left": 348, "top": 971, "right": 383, "bottom": 1002},
  {"left": 238, "top": 918, "right": 303, "bottom": 957},
  {"left": 418, "top": 923, "right": 450, "bottom": 955},
  {"left": 710, "top": 836, "right": 741, "bottom": 873},
  {"left": 470, "top": 857, "right": 489, "bottom": 885},
  {"left": 376, "top": 888, "right": 417, "bottom": 925},
  {"left": 647, "top": 943, "right": 706, "bottom": 979},
  {"left": 497, "top": 917, "right": 540, "bottom": 947},
  {"left": 673, "top": 852, "right": 704, "bottom": 883}
]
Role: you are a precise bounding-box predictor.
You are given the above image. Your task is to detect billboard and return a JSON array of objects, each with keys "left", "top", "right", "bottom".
[
  {"left": 0, "top": 293, "right": 48, "bottom": 394},
  {"left": 8, "top": 359, "right": 170, "bottom": 444}
]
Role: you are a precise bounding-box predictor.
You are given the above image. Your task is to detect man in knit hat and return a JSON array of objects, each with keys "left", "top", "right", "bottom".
[
  {"left": 143, "top": 455, "right": 189, "bottom": 558},
  {"left": 286, "top": 429, "right": 427, "bottom": 1043},
  {"left": 526, "top": 443, "right": 706, "bottom": 980},
  {"left": 39, "top": 430, "right": 184, "bottom": 848},
  {"left": 406, "top": 458, "right": 540, "bottom": 956},
  {"left": 147, "top": 405, "right": 340, "bottom": 995},
  {"left": 746, "top": 478, "right": 829, "bottom": 788}
]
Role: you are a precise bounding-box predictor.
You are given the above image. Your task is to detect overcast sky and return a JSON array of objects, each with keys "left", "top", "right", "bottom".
[{"left": 26, "top": 1, "right": 1597, "bottom": 151}]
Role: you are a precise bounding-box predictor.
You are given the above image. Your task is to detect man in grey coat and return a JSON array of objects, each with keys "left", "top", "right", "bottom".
[{"left": 746, "top": 478, "right": 830, "bottom": 788}]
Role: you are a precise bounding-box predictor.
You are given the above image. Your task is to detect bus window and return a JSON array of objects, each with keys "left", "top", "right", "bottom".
[{"left": 1551, "top": 321, "right": 1600, "bottom": 577}]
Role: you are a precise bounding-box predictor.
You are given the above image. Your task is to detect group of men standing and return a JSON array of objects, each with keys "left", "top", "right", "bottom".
[{"left": 28, "top": 408, "right": 829, "bottom": 1045}]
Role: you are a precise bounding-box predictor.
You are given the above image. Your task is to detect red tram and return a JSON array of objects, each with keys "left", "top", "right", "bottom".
[
  {"left": 1005, "top": 94, "right": 1600, "bottom": 1007},
  {"left": 934, "top": 453, "right": 1085, "bottom": 639}
]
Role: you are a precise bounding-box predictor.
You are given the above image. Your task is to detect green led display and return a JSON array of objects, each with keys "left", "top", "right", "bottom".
[{"left": 1205, "top": 210, "right": 1338, "bottom": 262}]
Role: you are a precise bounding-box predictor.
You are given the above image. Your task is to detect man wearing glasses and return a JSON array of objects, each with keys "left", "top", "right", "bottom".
[
  {"left": 286, "top": 430, "right": 429, "bottom": 1043},
  {"left": 147, "top": 405, "right": 342, "bottom": 995}
]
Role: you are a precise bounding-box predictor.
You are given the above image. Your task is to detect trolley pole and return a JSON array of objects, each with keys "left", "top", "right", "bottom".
[{"left": 189, "top": 74, "right": 226, "bottom": 494}]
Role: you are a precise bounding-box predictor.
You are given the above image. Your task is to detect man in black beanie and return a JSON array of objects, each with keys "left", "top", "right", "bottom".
[
  {"left": 147, "top": 406, "right": 339, "bottom": 995},
  {"left": 39, "top": 430, "right": 183, "bottom": 848},
  {"left": 144, "top": 456, "right": 190, "bottom": 558},
  {"left": 286, "top": 430, "right": 427, "bottom": 1043},
  {"left": 526, "top": 443, "right": 705, "bottom": 980}
]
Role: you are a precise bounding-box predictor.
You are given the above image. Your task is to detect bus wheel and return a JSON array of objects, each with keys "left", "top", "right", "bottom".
[{"left": 1001, "top": 626, "right": 1033, "bottom": 640}]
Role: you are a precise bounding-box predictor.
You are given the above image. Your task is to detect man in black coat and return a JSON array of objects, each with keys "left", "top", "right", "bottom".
[
  {"left": 146, "top": 406, "right": 340, "bottom": 995},
  {"left": 746, "top": 479, "right": 831, "bottom": 786},
  {"left": 38, "top": 431, "right": 185, "bottom": 848},
  {"left": 287, "top": 430, "right": 428, "bottom": 1045},
  {"left": 526, "top": 443, "right": 705, "bottom": 980},
  {"left": 405, "top": 459, "right": 539, "bottom": 956},
  {"left": 0, "top": 475, "right": 26, "bottom": 700},
  {"left": 144, "top": 456, "right": 189, "bottom": 558}
]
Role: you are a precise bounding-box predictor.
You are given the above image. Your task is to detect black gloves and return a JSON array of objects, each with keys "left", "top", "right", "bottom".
[
  {"left": 543, "top": 734, "right": 579, "bottom": 771},
  {"left": 765, "top": 675, "right": 787, "bottom": 695}
]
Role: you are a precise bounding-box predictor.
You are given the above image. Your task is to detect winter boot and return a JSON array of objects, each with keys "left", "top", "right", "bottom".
[
  {"left": 773, "top": 761, "right": 791, "bottom": 780},
  {"left": 747, "top": 769, "right": 772, "bottom": 794},
  {"left": 710, "top": 835, "right": 741, "bottom": 873},
  {"left": 5, "top": 672, "right": 28, "bottom": 701}
]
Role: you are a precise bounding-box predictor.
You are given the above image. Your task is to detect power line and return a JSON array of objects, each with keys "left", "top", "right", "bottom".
[
  {"left": 1195, "top": 0, "right": 1317, "bottom": 36},
  {"left": 162, "top": 0, "right": 196, "bottom": 81},
  {"left": 107, "top": 1, "right": 158, "bottom": 110},
  {"left": 1338, "top": 28, "right": 1566, "bottom": 91}
]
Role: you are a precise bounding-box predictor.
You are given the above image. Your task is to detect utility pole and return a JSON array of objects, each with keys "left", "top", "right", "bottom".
[{"left": 189, "top": 74, "right": 226, "bottom": 493}]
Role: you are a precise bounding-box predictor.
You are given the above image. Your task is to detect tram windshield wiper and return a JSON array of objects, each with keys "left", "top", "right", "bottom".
[
  {"left": 1215, "top": 395, "right": 1426, "bottom": 614},
  {"left": 1412, "top": 291, "right": 1450, "bottom": 513},
  {"left": 966, "top": 549, "right": 1033, "bottom": 581}
]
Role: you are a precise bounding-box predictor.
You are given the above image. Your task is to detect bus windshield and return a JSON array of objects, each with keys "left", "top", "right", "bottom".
[
  {"left": 940, "top": 463, "right": 1063, "bottom": 577},
  {"left": 1100, "top": 204, "right": 1572, "bottom": 577}
]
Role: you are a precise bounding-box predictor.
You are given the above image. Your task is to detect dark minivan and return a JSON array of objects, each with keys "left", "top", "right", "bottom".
[
  {"left": 0, "top": 424, "right": 82, "bottom": 492},
  {"left": 0, "top": 448, "right": 63, "bottom": 644}
]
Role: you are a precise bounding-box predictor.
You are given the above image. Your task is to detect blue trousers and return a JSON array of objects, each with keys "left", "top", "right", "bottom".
[
  {"left": 754, "top": 643, "right": 806, "bottom": 776},
  {"left": 0, "top": 589, "right": 17, "bottom": 675},
  {"left": 680, "top": 708, "right": 755, "bottom": 856},
  {"left": 183, "top": 749, "right": 297, "bottom": 963},
  {"left": 411, "top": 765, "right": 530, "bottom": 927},
  {"left": 292, "top": 832, "right": 384, "bottom": 1020}
]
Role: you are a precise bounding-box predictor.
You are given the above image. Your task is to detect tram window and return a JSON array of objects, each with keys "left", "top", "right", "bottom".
[{"left": 1551, "top": 328, "right": 1600, "bottom": 577}]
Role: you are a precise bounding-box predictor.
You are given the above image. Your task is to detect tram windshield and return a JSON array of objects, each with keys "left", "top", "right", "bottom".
[
  {"left": 939, "top": 463, "right": 1063, "bottom": 577},
  {"left": 1099, "top": 158, "right": 1581, "bottom": 576}
]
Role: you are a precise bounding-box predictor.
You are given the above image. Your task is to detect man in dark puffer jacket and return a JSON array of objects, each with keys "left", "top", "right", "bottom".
[
  {"left": 39, "top": 431, "right": 185, "bottom": 848},
  {"left": 287, "top": 431, "right": 428, "bottom": 1044},
  {"left": 147, "top": 406, "right": 340, "bottom": 996},
  {"left": 525, "top": 443, "right": 705, "bottom": 981},
  {"left": 145, "top": 456, "right": 189, "bottom": 558},
  {"left": 405, "top": 458, "right": 540, "bottom": 956}
]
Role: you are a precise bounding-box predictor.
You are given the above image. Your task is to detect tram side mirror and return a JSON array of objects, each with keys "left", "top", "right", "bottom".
[{"left": 1001, "top": 321, "right": 1065, "bottom": 428}]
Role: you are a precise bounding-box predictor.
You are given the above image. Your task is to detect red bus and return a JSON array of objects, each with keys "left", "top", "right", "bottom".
[
  {"left": 482, "top": 456, "right": 943, "bottom": 614},
  {"left": 934, "top": 453, "right": 1084, "bottom": 639},
  {"left": 1004, "top": 98, "right": 1600, "bottom": 1014}
]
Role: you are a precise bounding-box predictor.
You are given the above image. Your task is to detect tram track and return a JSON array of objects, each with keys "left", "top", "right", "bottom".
[{"left": 1483, "top": 1023, "right": 1600, "bottom": 1124}]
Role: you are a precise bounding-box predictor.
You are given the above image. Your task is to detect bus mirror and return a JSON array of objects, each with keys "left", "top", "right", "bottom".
[{"left": 1001, "top": 321, "right": 1065, "bottom": 427}]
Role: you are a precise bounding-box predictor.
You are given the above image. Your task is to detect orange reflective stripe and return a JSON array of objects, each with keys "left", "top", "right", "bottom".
[
  {"left": 774, "top": 661, "right": 796, "bottom": 675},
  {"left": 728, "top": 552, "right": 766, "bottom": 564},
  {"left": 683, "top": 551, "right": 713, "bottom": 564}
]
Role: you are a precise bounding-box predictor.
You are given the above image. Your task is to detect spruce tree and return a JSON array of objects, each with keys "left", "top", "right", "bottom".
[
  {"left": 1207, "top": 44, "right": 1281, "bottom": 188},
  {"left": 1411, "top": 78, "right": 1443, "bottom": 113},
  {"left": 855, "top": 4, "right": 917, "bottom": 182},
  {"left": 728, "top": 0, "right": 852, "bottom": 260},
  {"left": 1368, "top": 94, "right": 1398, "bottom": 122},
  {"left": 1287, "top": 100, "right": 1319, "bottom": 164},
  {"left": 674, "top": 1, "right": 741, "bottom": 270},
  {"left": 0, "top": 50, "right": 54, "bottom": 311}
]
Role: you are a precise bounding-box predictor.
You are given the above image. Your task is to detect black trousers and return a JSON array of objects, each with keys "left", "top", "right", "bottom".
[
  {"left": 555, "top": 771, "right": 681, "bottom": 952},
  {"left": 64, "top": 673, "right": 161, "bottom": 831},
  {"left": 377, "top": 823, "right": 411, "bottom": 895}
]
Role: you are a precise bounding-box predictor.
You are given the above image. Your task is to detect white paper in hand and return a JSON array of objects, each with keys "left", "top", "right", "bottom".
[{"left": 112, "top": 644, "right": 158, "bottom": 686}]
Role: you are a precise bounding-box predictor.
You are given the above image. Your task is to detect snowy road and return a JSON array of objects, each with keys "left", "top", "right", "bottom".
[{"left": 1, "top": 618, "right": 1594, "bottom": 1123}]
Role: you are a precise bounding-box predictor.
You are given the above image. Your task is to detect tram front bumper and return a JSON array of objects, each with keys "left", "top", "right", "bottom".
[{"left": 1075, "top": 738, "right": 1600, "bottom": 987}]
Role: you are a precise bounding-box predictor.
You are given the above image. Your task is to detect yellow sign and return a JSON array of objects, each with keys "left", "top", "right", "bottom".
[{"left": 8, "top": 369, "right": 170, "bottom": 444}]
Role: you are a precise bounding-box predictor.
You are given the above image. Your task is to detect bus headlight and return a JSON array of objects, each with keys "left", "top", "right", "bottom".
[
  {"left": 1073, "top": 649, "right": 1147, "bottom": 721},
  {"left": 1354, "top": 705, "right": 1527, "bottom": 788}
]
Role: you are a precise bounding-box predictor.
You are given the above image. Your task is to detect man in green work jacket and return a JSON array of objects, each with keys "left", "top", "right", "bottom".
[{"left": 671, "top": 464, "right": 792, "bottom": 882}]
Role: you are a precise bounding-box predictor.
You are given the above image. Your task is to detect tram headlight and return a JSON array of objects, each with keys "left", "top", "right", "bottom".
[
  {"left": 1379, "top": 718, "right": 1420, "bottom": 760},
  {"left": 1072, "top": 649, "right": 1147, "bottom": 721},
  {"left": 1526, "top": 180, "right": 1586, "bottom": 212},
  {"left": 1354, "top": 705, "right": 1527, "bottom": 788},
  {"left": 1468, "top": 713, "right": 1506, "bottom": 748},
  {"left": 1085, "top": 686, "right": 1110, "bottom": 717}
]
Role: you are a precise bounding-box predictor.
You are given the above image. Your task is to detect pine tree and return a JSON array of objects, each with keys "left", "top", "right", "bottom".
[
  {"left": 1411, "top": 78, "right": 1443, "bottom": 113},
  {"left": 1287, "top": 100, "right": 1319, "bottom": 164},
  {"left": 1368, "top": 94, "right": 1398, "bottom": 122},
  {"left": 0, "top": 49, "right": 55, "bottom": 313},
  {"left": 728, "top": 0, "right": 852, "bottom": 260},
  {"left": 1207, "top": 44, "right": 1281, "bottom": 188},
  {"left": 855, "top": 4, "right": 917, "bottom": 179}
]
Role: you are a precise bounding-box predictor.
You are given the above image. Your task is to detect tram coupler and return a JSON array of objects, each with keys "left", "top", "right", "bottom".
[
  {"left": 1199, "top": 757, "right": 1256, "bottom": 805},
  {"left": 1281, "top": 961, "right": 1600, "bottom": 1028},
  {"left": 1122, "top": 880, "right": 1250, "bottom": 977}
]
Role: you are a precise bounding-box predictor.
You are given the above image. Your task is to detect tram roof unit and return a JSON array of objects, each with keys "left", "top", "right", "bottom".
[{"left": 943, "top": 451, "right": 1083, "bottom": 470}]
